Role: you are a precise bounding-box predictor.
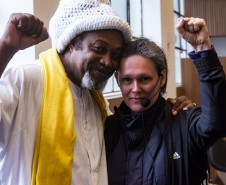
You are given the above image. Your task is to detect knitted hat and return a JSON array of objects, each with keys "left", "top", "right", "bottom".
[{"left": 49, "top": 0, "right": 132, "bottom": 53}]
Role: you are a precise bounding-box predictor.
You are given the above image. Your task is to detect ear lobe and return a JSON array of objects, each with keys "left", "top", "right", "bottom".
[
  {"left": 69, "top": 44, "right": 74, "bottom": 52},
  {"left": 160, "top": 70, "right": 166, "bottom": 87}
]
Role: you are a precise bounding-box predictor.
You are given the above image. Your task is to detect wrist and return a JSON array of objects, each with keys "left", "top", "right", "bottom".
[
  {"left": 193, "top": 41, "right": 212, "bottom": 52},
  {"left": 0, "top": 37, "right": 18, "bottom": 71},
  {"left": 0, "top": 37, "right": 19, "bottom": 59},
  {"left": 188, "top": 45, "right": 215, "bottom": 61}
]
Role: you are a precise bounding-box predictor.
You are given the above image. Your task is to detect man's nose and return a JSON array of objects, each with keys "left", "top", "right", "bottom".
[{"left": 100, "top": 53, "right": 115, "bottom": 68}]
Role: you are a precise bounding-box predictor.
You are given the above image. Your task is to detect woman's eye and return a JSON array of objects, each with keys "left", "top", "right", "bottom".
[
  {"left": 140, "top": 77, "right": 151, "bottom": 83},
  {"left": 122, "top": 78, "right": 132, "bottom": 84},
  {"left": 141, "top": 77, "right": 148, "bottom": 81}
]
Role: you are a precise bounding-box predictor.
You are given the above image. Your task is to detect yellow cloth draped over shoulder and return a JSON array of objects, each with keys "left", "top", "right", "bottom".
[{"left": 31, "top": 48, "right": 108, "bottom": 185}]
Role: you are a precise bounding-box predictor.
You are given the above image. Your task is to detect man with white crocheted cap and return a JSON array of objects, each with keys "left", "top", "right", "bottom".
[{"left": 0, "top": 0, "right": 193, "bottom": 185}]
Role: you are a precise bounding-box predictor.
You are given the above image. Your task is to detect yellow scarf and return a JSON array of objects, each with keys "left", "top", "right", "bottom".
[{"left": 31, "top": 48, "right": 107, "bottom": 185}]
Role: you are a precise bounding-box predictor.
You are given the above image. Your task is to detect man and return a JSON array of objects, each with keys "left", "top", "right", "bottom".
[{"left": 0, "top": 1, "right": 193, "bottom": 185}]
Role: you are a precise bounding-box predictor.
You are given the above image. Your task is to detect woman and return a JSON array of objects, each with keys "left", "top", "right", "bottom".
[{"left": 104, "top": 17, "right": 226, "bottom": 185}]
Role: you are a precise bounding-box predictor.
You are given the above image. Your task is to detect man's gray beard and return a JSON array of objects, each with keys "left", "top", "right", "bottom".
[{"left": 81, "top": 71, "right": 108, "bottom": 92}]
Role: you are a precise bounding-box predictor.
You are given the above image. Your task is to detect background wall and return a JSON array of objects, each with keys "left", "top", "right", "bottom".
[
  {"left": 184, "top": 0, "right": 226, "bottom": 58},
  {"left": 33, "top": 0, "right": 59, "bottom": 58},
  {"left": 211, "top": 37, "right": 226, "bottom": 57},
  {"left": 184, "top": 0, "right": 226, "bottom": 36}
]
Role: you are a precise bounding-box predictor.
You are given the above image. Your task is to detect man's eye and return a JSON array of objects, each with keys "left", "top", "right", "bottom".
[
  {"left": 111, "top": 53, "right": 121, "bottom": 61},
  {"left": 92, "top": 46, "right": 106, "bottom": 53}
]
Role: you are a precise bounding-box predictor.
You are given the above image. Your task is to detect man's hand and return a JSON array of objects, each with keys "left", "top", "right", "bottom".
[
  {"left": 176, "top": 17, "right": 211, "bottom": 52},
  {"left": 167, "top": 96, "right": 196, "bottom": 116},
  {"left": 1, "top": 13, "right": 49, "bottom": 53},
  {"left": 0, "top": 13, "right": 49, "bottom": 76}
]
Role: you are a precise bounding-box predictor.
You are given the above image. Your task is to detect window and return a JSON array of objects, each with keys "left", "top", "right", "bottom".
[
  {"left": 105, "top": 0, "right": 184, "bottom": 94},
  {"left": 103, "top": 0, "right": 143, "bottom": 94},
  {"left": 174, "top": 0, "right": 188, "bottom": 85},
  {"left": 103, "top": 0, "right": 128, "bottom": 94}
]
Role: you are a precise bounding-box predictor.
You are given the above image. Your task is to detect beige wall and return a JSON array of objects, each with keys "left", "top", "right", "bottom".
[
  {"left": 107, "top": 97, "right": 123, "bottom": 113},
  {"left": 160, "top": 0, "right": 176, "bottom": 99},
  {"left": 34, "top": 0, "right": 60, "bottom": 58}
]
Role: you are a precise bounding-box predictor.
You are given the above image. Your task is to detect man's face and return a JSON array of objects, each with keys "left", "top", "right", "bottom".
[
  {"left": 64, "top": 29, "right": 124, "bottom": 91},
  {"left": 117, "top": 55, "right": 165, "bottom": 113}
]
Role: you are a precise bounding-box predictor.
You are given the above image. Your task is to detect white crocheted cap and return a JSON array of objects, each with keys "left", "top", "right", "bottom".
[{"left": 49, "top": 0, "right": 132, "bottom": 53}]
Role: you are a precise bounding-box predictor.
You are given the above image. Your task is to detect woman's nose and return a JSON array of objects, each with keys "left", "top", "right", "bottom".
[{"left": 132, "top": 81, "right": 141, "bottom": 93}]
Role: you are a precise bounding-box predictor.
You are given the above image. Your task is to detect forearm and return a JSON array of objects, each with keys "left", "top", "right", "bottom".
[
  {"left": 0, "top": 38, "right": 17, "bottom": 77},
  {"left": 189, "top": 48, "right": 226, "bottom": 147}
]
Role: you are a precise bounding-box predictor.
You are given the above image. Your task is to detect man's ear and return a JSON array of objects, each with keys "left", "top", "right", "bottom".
[
  {"left": 160, "top": 70, "right": 166, "bottom": 87},
  {"left": 69, "top": 43, "right": 74, "bottom": 52},
  {"left": 114, "top": 71, "right": 120, "bottom": 86},
  {"left": 68, "top": 38, "right": 79, "bottom": 52}
]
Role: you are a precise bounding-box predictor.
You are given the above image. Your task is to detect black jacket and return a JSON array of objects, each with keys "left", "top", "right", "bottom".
[{"left": 105, "top": 52, "right": 226, "bottom": 185}]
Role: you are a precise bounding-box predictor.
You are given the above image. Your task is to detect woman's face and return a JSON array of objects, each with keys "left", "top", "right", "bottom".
[{"left": 117, "top": 55, "right": 166, "bottom": 113}]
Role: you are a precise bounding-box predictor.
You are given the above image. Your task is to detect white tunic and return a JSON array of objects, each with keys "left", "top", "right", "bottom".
[{"left": 0, "top": 59, "right": 110, "bottom": 185}]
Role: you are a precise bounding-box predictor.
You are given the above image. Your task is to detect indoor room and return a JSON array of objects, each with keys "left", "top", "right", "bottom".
[{"left": 0, "top": 0, "right": 225, "bottom": 184}]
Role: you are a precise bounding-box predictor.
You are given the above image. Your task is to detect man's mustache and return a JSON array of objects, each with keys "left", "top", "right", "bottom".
[{"left": 88, "top": 63, "right": 115, "bottom": 75}]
